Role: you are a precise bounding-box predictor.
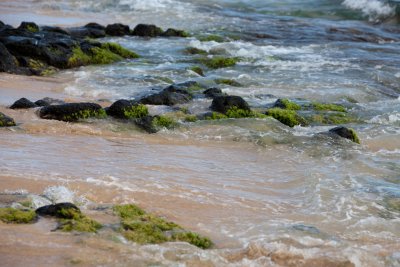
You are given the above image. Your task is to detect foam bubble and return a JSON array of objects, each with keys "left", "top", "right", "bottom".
[{"left": 342, "top": 0, "right": 395, "bottom": 21}]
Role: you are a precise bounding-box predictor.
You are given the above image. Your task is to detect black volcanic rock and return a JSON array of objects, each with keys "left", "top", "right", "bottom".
[
  {"left": 132, "top": 24, "right": 163, "bottom": 37},
  {"left": 105, "top": 23, "right": 130, "bottom": 36},
  {"left": 36, "top": 203, "right": 80, "bottom": 218},
  {"left": 39, "top": 102, "right": 105, "bottom": 122},
  {"left": 210, "top": 95, "right": 250, "bottom": 114},
  {"left": 10, "top": 98, "right": 37, "bottom": 109}
]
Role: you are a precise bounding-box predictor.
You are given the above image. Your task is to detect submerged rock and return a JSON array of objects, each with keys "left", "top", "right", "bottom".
[
  {"left": 0, "top": 112, "right": 16, "bottom": 127},
  {"left": 10, "top": 97, "right": 37, "bottom": 109},
  {"left": 131, "top": 24, "right": 163, "bottom": 37},
  {"left": 34, "top": 97, "right": 65, "bottom": 107},
  {"left": 328, "top": 126, "right": 360, "bottom": 144},
  {"left": 161, "top": 28, "right": 189, "bottom": 37},
  {"left": 39, "top": 102, "right": 106, "bottom": 122},
  {"left": 106, "top": 99, "right": 148, "bottom": 119},
  {"left": 210, "top": 95, "right": 250, "bottom": 114},
  {"left": 140, "top": 83, "right": 194, "bottom": 106},
  {"left": 134, "top": 115, "right": 178, "bottom": 133},
  {"left": 105, "top": 23, "right": 130, "bottom": 36},
  {"left": 204, "top": 87, "right": 225, "bottom": 99}
]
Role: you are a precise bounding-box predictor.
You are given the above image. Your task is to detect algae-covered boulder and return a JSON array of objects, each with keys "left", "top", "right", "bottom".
[
  {"left": 17, "top": 22, "right": 39, "bottom": 33},
  {"left": 105, "top": 23, "right": 130, "bottom": 36},
  {"left": 273, "top": 98, "right": 301, "bottom": 110},
  {"left": 0, "top": 112, "right": 16, "bottom": 127},
  {"left": 210, "top": 95, "right": 250, "bottom": 114},
  {"left": 329, "top": 126, "right": 360, "bottom": 144},
  {"left": 134, "top": 115, "right": 178, "bottom": 133},
  {"left": 266, "top": 108, "right": 308, "bottom": 127},
  {"left": 39, "top": 102, "right": 106, "bottom": 122},
  {"left": 36, "top": 203, "right": 80, "bottom": 218},
  {"left": 10, "top": 97, "right": 37, "bottom": 109},
  {"left": 36, "top": 202, "right": 102, "bottom": 232},
  {"left": 131, "top": 24, "right": 163, "bottom": 37},
  {"left": 106, "top": 99, "right": 148, "bottom": 119}
]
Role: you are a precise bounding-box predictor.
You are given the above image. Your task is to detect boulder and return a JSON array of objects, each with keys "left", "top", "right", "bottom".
[
  {"left": 39, "top": 102, "right": 105, "bottom": 122},
  {"left": 84, "top": 22, "right": 105, "bottom": 30},
  {"left": 40, "top": 26, "right": 70, "bottom": 36},
  {"left": 140, "top": 83, "right": 195, "bottom": 106},
  {"left": 35, "top": 202, "right": 80, "bottom": 218},
  {"left": 68, "top": 26, "right": 106, "bottom": 39},
  {"left": 161, "top": 28, "right": 189, "bottom": 37},
  {"left": 34, "top": 97, "right": 65, "bottom": 107},
  {"left": 210, "top": 95, "right": 250, "bottom": 114},
  {"left": 131, "top": 24, "right": 163, "bottom": 37},
  {"left": 105, "top": 23, "right": 130, "bottom": 36},
  {"left": 0, "top": 112, "right": 16, "bottom": 127},
  {"left": 134, "top": 115, "right": 158, "bottom": 133},
  {"left": 106, "top": 99, "right": 148, "bottom": 119},
  {"left": 0, "top": 42, "right": 19, "bottom": 73},
  {"left": 10, "top": 97, "right": 37, "bottom": 109},
  {"left": 328, "top": 126, "right": 360, "bottom": 144},
  {"left": 17, "top": 22, "right": 39, "bottom": 33},
  {"left": 203, "top": 87, "right": 224, "bottom": 99}
]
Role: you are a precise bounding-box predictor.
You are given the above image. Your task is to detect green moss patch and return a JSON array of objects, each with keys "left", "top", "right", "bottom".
[
  {"left": 198, "top": 34, "right": 225, "bottom": 43},
  {"left": 306, "top": 112, "right": 358, "bottom": 125},
  {"left": 275, "top": 98, "right": 301, "bottom": 110},
  {"left": 114, "top": 204, "right": 212, "bottom": 249},
  {"left": 184, "top": 47, "right": 208, "bottom": 55},
  {"left": 0, "top": 208, "right": 36, "bottom": 224},
  {"left": 184, "top": 115, "right": 198, "bottom": 122},
  {"left": 266, "top": 108, "right": 308, "bottom": 127},
  {"left": 62, "top": 108, "right": 107, "bottom": 122},
  {"left": 310, "top": 102, "right": 347, "bottom": 112},
  {"left": 202, "top": 57, "right": 239, "bottom": 69},
  {"left": 57, "top": 208, "right": 102, "bottom": 233},
  {"left": 214, "top": 78, "right": 242, "bottom": 87},
  {"left": 152, "top": 115, "right": 178, "bottom": 129},
  {"left": 190, "top": 66, "right": 204, "bottom": 76},
  {"left": 205, "top": 112, "right": 228, "bottom": 120},
  {"left": 123, "top": 104, "right": 149, "bottom": 119},
  {"left": 68, "top": 43, "right": 139, "bottom": 68}
]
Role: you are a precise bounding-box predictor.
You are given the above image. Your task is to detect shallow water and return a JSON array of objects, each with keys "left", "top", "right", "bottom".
[{"left": 1, "top": 0, "right": 400, "bottom": 266}]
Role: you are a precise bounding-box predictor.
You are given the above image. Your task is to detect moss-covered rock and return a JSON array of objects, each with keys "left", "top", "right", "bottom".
[
  {"left": 184, "top": 115, "right": 198, "bottom": 122},
  {"left": 190, "top": 66, "right": 204, "bottom": 76},
  {"left": 100, "top": 43, "right": 139, "bottom": 59},
  {"left": 210, "top": 95, "right": 250, "bottom": 114},
  {"left": 197, "top": 34, "right": 225, "bottom": 43},
  {"left": 114, "top": 204, "right": 212, "bottom": 249},
  {"left": 39, "top": 102, "right": 106, "bottom": 122},
  {"left": 328, "top": 126, "right": 360, "bottom": 144},
  {"left": 205, "top": 112, "right": 228, "bottom": 120},
  {"left": 161, "top": 28, "right": 190, "bottom": 38},
  {"left": 266, "top": 108, "right": 308, "bottom": 127},
  {"left": 107, "top": 100, "right": 148, "bottom": 119},
  {"left": 0, "top": 112, "right": 16, "bottom": 127},
  {"left": 273, "top": 98, "right": 301, "bottom": 110},
  {"left": 202, "top": 56, "right": 239, "bottom": 69},
  {"left": 18, "top": 22, "right": 39, "bottom": 33},
  {"left": 152, "top": 115, "right": 178, "bottom": 129},
  {"left": 309, "top": 102, "right": 347, "bottom": 112},
  {"left": 214, "top": 78, "right": 242, "bottom": 87},
  {"left": 184, "top": 47, "right": 208, "bottom": 55},
  {"left": 306, "top": 112, "right": 358, "bottom": 125},
  {"left": 0, "top": 207, "right": 37, "bottom": 223}
]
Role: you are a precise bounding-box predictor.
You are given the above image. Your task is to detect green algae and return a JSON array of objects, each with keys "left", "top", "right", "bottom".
[
  {"left": 114, "top": 204, "right": 212, "bottom": 249},
  {"left": 198, "top": 34, "right": 225, "bottom": 43},
  {"left": 0, "top": 113, "right": 16, "bottom": 127},
  {"left": 68, "top": 43, "right": 139, "bottom": 68},
  {"left": 62, "top": 108, "right": 107, "bottom": 122},
  {"left": 190, "top": 66, "right": 205, "bottom": 76},
  {"left": 205, "top": 112, "right": 228, "bottom": 120},
  {"left": 152, "top": 116, "right": 178, "bottom": 129},
  {"left": 184, "top": 47, "right": 208, "bottom": 55},
  {"left": 307, "top": 112, "right": 358, "bottom": 125},
  {"left": 202, "top": 56, "right": 239, "bottom": 69},
  {"left": 349, "top": 128, "right": 361, "bottom": 144},
  {"left": 310, "top": 102, "right": 347, "bottom": 112},
  {"left": 266, "top": 108, "right": 307, "bottom": 127},
  {"left": 184, "top": 115, "right": 198, "bottom": 122},
  {"left": 0, "top": 208, "right": 36, "bottom": 224},
  {"left": 123, "top": 104, "right": 149, "bottom": 119},
  {"left": 26, "top": 25, "right": 39, "bottom": 33},
  {"left": 275, "top": 98, "right": 301, "bottom": 110},
  {"left": 214, "top": 78, "right": 242, "bottom": 87},
  {"left": 100, "top": 43, "right": 139, "bottom": 59},
  {"left": 57, "top": 208, "right": 102, "bottom": 233}
]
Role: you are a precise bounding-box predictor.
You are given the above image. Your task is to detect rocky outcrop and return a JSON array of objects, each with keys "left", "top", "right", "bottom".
[
  {"left": 106, "top": 99, "right": 148, "bottom": 119},
  {"left": 39, "top": 102, "right": 106, "bottom": 122},
  {"left": 105, "top": 23, "right": 130, "bottom": 36},
  {"left": 210, "top": 95, "right": 250, "bottom": 114}
]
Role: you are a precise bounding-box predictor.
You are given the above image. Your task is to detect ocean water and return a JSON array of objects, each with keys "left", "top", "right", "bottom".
[{"left": 1, "top": 0, "right": 400, "bottom": 266}]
